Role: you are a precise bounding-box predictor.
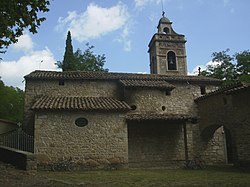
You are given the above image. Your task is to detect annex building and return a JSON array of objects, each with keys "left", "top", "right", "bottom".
[{"left": 23, "top": 14, "right": 250, "bottom": 169}]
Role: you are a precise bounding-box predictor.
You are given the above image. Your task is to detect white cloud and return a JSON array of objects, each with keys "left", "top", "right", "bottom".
[
  {"left": 134, "top": 0, "right": 168, "bottom": 9},
  {"left": 0, "top": 48, "right": 58, "bottom": 89},
  {"left": 56, "top": 2, "right": 129, "bottom": 42},
  {"left": 55, "top": 11, "right": 78, "bottom": 32},
  {"left": 115, "top": 24, "right": 132, "bottom": 52},
  {"left": 12, "top": 33, "right": 34, "bottom": 53},
  {"left": 188, "top": 60, "right": 221, "bottom": 75},
  {"left": 188, "top": 65, "right": 206, "bottom": 76}
]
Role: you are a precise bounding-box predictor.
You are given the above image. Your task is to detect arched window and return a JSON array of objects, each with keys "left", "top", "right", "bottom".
[
  {"left": 167, "top": 51, "right": 177, "bottom": 70},
  {"left": 163, "top": 27, "right": 169, "bottom": 34}
]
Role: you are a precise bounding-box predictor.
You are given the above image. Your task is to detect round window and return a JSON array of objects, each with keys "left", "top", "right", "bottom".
[
  {"left": 131, "top": 105, "right": 137, "bottom": 110},
  {"left": 75, "top": 118, "right": 88, "bottom": 127}
]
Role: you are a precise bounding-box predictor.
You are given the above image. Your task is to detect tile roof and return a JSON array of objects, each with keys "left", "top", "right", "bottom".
[
  {"left": 126, "top": 113, "right": 197, "bottom": 122},
  {"left": 224, "top": 83, "right": 250, "bottom": 94},
  {"left": 195, "top": 82, "right": 250, "bottom": 102},
  {"left": 25, "top": 70, "right": 222, "bottom": 85},
  {"left": 31, "top": 96, "right": 131, "bottom": 111},
  {"left": 119, "top": 79, "right": 175, "bottom": 90}
]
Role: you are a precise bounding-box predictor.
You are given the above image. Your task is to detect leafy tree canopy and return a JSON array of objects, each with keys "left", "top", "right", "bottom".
[
  {"left": 57, "top": 32, "right": 108, "bottom": 72},
  {"left": 74, "top": 43, "right": 108, "bottom": 72},
  {"left": 0, "top": 79, "right": 24, "bottom": 123},
  {"left": 201, "top": 49, "right": 250, "bottom": 86},
  {"left": 0, "top": 0, "right": 50, "bottom": 52}
]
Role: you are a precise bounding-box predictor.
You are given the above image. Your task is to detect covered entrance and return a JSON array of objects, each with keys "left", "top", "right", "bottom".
[{"left": 126, "top": 114, "right": 196, "bottom": 168}]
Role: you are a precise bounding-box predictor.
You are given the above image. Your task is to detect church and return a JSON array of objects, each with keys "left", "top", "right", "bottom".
[{"left": 23, "top": 14, "right": 250, "bottom": 169}]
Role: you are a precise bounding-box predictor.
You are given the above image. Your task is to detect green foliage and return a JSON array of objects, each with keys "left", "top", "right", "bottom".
[
  {"left": 74, "top": 43, "right": 108, "bottom": 72},
  {"left": 57, "top": 32, "right": 108, "bottom": 72},
  {"left": 235, "top": 50, "right": 250, "bottom": 83},
  {"left": 0, "top": 79, "right": 24, "bottom": 123},
  {"left": 61, "top": 31, "right": 77, "bottom": 71},
  {"left": 201, "top": 49, "right": 250, "bottom": 86},
  {"left": 0, "top": 0, "right": 50, "bottom": 52}
]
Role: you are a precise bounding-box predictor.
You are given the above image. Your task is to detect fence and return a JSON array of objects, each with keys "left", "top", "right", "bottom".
[{"left": 0, "top": 128, "right": 34, "bottom": 153}]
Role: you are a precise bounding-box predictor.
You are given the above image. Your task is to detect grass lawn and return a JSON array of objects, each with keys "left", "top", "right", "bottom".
[{"left": 39, "top": 166, "right": 250, "bottom": 187}]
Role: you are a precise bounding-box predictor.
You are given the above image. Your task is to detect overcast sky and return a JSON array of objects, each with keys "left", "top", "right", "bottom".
[{"left": 1, "top": 0, "right": 250, "bottom": 89}]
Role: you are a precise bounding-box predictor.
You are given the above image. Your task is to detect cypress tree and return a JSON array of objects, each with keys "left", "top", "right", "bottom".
[{"left": 62, "top": 31, "right": 76, "bottom": 71}]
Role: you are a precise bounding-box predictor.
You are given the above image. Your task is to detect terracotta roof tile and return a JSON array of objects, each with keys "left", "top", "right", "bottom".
[
  {"left": 195, "top": 82, "right": 250, "bottom": 102},
  {"left": 25, "top": 70, "right": 222, "bottom": 85},
  {"left": 119, "top": 79, "right": 175, "bottom": 90},
  {"left": 32, "top": 96, "right": 131, "bottom": 111},
  {"left": 126, "top": 113, "right": 197, "bottom": 122}
]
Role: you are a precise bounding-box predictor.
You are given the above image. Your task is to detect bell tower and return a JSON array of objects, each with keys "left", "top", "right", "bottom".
[{"left": 148, "top": 13, "right": 187, "bottom": 75}]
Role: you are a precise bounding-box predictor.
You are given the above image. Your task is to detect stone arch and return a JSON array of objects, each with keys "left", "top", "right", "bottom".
[
  {"left": 167, "top": 51, "right": 177, "bottom": 70},
  {"left": 200, "top": 124, "right": 236, "bottom": 165}
]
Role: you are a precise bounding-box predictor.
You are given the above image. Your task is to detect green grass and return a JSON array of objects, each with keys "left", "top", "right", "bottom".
[{"left": 39, "top": 166, "right": 250, "bottom": 187}]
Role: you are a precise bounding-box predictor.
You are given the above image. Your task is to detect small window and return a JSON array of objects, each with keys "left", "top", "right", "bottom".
[
  {"left": 59, "top": 80, "right": 65, "bottom": 86},
  {"left": 162, "top": 106, "right": 166, "bottom": 111},
  {"left": 200, "top": 86, "right": 206, "bottom": 95},
  {"left": 75, "top": 118, "right": 88, "bottom": 127},
  {"left": 165, "top": 90, "right": 171, "bottom": 96},
  {"left": 131, "top": 105, "right": 137, "bottom": 110}
]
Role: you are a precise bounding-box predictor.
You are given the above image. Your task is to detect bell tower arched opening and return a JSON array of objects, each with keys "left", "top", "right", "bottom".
[{"left": 167, "top": 51, "right": 177, "bottom": 70}]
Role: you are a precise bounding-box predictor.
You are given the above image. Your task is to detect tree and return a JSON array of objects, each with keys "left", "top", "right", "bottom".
[
  {"left": 201, "top": 49, "right": 250, "bottom": 85},
  {"left": 235, "top": 50, "right": 250, "bottom": 83},
  {"left": 0, "top": 79, "right": 24, "bottom": 123},
  {"left": 201, "top": 49, "right": 238, "bottom": 85},
  {"left": 61, "top": 31, "right": 77, "bottom": 71},
  {"left": 74, "top": 43, "right": 108, "bottom": 72},
  {"left": 56, "top": 32, "right": 109, "bottom": 72},
  {"left": 0, "top": 0, "right": 50, "bottom": 52}
]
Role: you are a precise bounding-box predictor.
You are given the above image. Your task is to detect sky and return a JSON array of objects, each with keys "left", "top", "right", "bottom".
[{"left": 0, "top": 0, "right": 250, "bottom": 89}]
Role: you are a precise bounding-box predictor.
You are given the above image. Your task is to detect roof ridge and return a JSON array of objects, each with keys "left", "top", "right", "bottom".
[{"left": 25, "top": 70, "right": 222, "bottom": 85}]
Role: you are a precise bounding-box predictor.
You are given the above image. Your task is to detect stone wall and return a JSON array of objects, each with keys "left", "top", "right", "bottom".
[
  {"left": 200, "top": 127, "right": 227, "bottom": 164},
  {"left": 124, "top": 83, "right": 212, "bottom": 116},
  {"left": 196, "top": 87, "right": 250, "bottom": 166},
  {"left": 24, "top": 79, "right": 122, "bottom": 134},
  {"left": 0, "top": 146, "right": 36, "bottom": 170},
  {"left": 128, "top": 121, "right": 185, "bottom": 168},
  {"left": 24, "top": 76, "right": 224, "bottom": 168},
  {"left": 34, "top": 111, "right": 128, "bottom": 169}
]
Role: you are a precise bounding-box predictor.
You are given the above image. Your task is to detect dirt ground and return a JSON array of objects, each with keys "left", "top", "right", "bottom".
[{"left": 0, "top": 162, "right": 82, "bottom": 187}]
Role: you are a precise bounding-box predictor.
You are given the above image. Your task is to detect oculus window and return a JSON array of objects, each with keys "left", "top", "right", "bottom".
[{"left": 75, "top": 118, "right": 88, "bottom": 127}]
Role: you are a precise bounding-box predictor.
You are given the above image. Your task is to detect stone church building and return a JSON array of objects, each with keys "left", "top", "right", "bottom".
[{"left": 24, "top": 15, "right": 250, "bottom": 169}]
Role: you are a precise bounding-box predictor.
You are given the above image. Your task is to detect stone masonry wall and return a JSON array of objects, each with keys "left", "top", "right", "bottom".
[
  {"left": 24, "top": 79, "right": 122, "bottom": 134},
  {"left": 128, "top": 121, "right": 185, "bottom": 168},
  {"left": 124, "top": 83, "right": 215, "bottom": 116},
  {"left": 197, "top": 88, "right": 250, "bottom": 166},
  {"left": 200, "top": 127, "right": 227, "bottom": 164},
  {"left": 34, "top": 111, "right": 128, "bottom": 170}
]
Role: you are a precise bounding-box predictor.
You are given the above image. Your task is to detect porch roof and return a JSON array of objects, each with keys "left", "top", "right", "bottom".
[
  {"left": 31, "top": 96, "right": 131, "bottom": 112},
  {"left": 126, "top": 113, "right": 197, "bottom": 123},
  {"left": 195, "top": 82, "right": 250, "bottom": 102}
]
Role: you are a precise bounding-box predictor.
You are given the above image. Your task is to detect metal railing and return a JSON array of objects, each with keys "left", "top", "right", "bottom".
[{"left": 0, "top": 128, "right": 34, "bottom": 153}]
